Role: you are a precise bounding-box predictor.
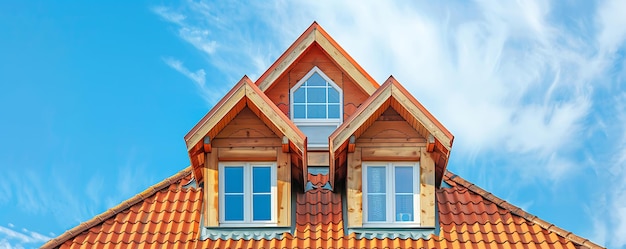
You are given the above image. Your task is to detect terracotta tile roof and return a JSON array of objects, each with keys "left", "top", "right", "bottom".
[
  {"left": 41, "top": 167, "right": 201, "bottom": 249},
  {"left": 44, "top": 171, "right": 603, "bottom": 249}
]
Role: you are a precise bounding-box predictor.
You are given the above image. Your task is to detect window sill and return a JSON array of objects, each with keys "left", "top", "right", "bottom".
[
  {"left": 361, "top": 223, "right": 423, "bottom": 229},
  {"left": 218, "top": 222, "right": 279, "bottom": 228}
]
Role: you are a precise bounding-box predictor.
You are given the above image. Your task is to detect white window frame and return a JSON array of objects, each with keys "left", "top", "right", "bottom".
[
  {"left": 290, "top": 66, "right": 343, "bottom": 148},
  {"left": 362, "top": 162, "right": 421, "bottom": 227},
  {"left": 218, "top": 162, "right": 277, "bottom": 227}
]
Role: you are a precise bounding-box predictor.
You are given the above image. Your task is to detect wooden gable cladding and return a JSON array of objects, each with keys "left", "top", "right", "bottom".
[
  {"left": 256, "top": 22, "right": 378, "bottom": 97},
  {"left": 329, "top": 76, "right": 454, "bottom": 189},
  {"left": 184, "top": 76, "right": 307, "bottom": 186},
  {"left": 263, "top": 43, "right": 370, "bottom": 120}
]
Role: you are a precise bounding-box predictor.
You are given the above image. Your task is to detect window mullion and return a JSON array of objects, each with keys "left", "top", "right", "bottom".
[
  {"left": 245, "top": 164, "right": 252, "bottom": 222},
  {"left": 387, "top": 163, "right": 394, "bottom": 223},
  {"left": 325, "top": 82, "right": 329, "bottom": 119}
]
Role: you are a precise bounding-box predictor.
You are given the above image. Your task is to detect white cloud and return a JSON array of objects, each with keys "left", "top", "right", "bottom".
[
  {"left": 162, "top": 57, "right": 225, "bottom": 104},
  {"left": 0, "top": 226, "right": 50, "bottom": 244},
  {"left": 163, "top": 57, "right": 206, "bottom": 87}
]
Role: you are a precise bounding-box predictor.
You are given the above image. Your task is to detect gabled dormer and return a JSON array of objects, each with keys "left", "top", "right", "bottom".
[
  {"left": 184, "top": 76, "right": 307, "bottom": 228},
  {"left": 330, "top": 77, "right": 454, "bottom": 228}
]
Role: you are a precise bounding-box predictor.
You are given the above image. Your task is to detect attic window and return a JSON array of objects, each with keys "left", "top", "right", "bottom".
[
  {"left": 219, "top": 162, "right": 277, "bottom": 226},
  {"left": 363, "top": 162, "right": 420, "bottom": 226},
  {"left": 290, "top": 66, "right": 342, "bottom": 148}
]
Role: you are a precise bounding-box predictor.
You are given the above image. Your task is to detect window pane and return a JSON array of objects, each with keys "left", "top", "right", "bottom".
[
  {"left": 328, "top": 88, "right": 339, "bottom": 103},
  {"left": 253, "top": 167, "right": 271, "bottom": 193},
  {"left": 307, "top": 72, "right": 325, "bottom": 86},
  {"left": 307, "top": 88, "right": 326, "bottom": 103},
  {"left": 224, "top": 195, "right": 244, "bottom": 221},
  {"left": 307, "top": 104, "right": 326, "bottom": 118},
  {"left": 367, "top": 194, "right": 386, "bottom": 222},
  {"left": 293, "top": 88, "right": 305, "bottom": 103},
  {"left": 395, "top": 167, "right": 413, "bottom": 193},
  {"left": 224, "top": 167, "right": 243, "bottom": 193},
  {"left": 395, "top": 195, "right": 414, "bottom": 222},
  {"left": 367, "top": 167, "right": 386, "bottom": 193},
  {"left": 328, "top": 104, "right": 340, "bottom": 119},
  {"left": 253, "top": 194, "right": 272, "bottom": 221},
  {"left": 293, "top": 105, "right": 305, "bottom": 118}
]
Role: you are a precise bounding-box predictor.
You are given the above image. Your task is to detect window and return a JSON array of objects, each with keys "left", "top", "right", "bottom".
[
  {"left": 363, "top": 162, "right": 420, "bottom": 226},
  {"left": 290, "top": 66, "right": 342, "bottom": 147},
  {"left": 219, "top": 162, "right": 277, "bottom": 226}
]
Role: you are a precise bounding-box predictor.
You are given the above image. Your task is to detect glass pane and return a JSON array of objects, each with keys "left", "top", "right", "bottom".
[
  {"left": 307, "top": 88, "right": 326, "bottom": 103},
  {"left": 307, "top": 104, "right": 326, "bottom": 118},
  {"left": 395, "top": 167, "right": 413, "bottom": 193},
  {"left": 367, "top": 167, "right": 386, "bottom": 193},
  {"left": 224, "top": 167, "right": 243, "bottom": 193},
  {"left": 253, "top": 194, "right": 271, "bottom": 221},
  {"left": 224, "top": 195, "right": 244, "bottom": 221},
  {"left": 328, "top": 104, "right": 340, "bottom": 119},
  {"left": 328, "top": 87, "right": 339, "bottom": 103},
  {"left": 307, "top": 72, "right": 325, "bottom": 86},
  {"left": 367, "top": 194, "right": 386, "bottom": 222},
  {"left": 293, "top": 88, "right": 305, "bottom": 103},
  {"left": 293, "top": 105, "right": 305, "bottom": 118},
  {"left": 395, "top": 195, "right": 414, "bottom": 221},
  {"left": 253, "top": 167, "right": 271, "bottom": 193}
]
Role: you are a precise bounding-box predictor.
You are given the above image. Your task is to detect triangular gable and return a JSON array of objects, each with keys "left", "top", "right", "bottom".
[
  {"left": 184, "top": 76, "right": 307, "bottom": 183},
  {"left": 255, "top": 22, "right": 379, "bottom": 95},
  {"left": 329, "top": 76, "right": 454, "bottom": 187}
]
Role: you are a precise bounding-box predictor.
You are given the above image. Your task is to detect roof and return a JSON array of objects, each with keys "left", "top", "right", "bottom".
[
  {"left": 255, "top": 22, "right": 379, "bottom": 95},
  {"left": 329, "top": 76, "right": 455, "bottom": 187},
  {"left": 40, "top": 167, "right": 200, "bottom": 249},
  {"left": 43, "top": 170, "right": 604, "bottom": 249},
  {"left": 183, "top": 76, "right": 308, "bottom": 184},
  {"left": 184, "top": 76, "right": 307, "bottom": 154}
]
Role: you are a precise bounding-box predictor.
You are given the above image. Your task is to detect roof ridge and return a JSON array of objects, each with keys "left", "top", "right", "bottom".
[
  {"left": 443, "top": 171, "right": 605, "bottom": 249},
  {"left": 40, "top": 167, "right": 194, "bottom": 249}
]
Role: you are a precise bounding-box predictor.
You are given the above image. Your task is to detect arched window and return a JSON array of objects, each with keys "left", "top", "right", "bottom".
[{"left": 290, "top": 66, "right": 342, "bottom": 148}]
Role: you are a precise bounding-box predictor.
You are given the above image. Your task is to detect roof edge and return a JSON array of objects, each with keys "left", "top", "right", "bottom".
[
  {"left": 256, "top": 21, "right": 379, "bottom": 94},
  {"left": 386, "top": 76, "right": 454, "bottom": 147},
  {"left": 443, "top": 171, "right": 605, "bottom": 249},
  {"left": 184, "top": 76, "right": 250, "bottom": 144},
  {"left": 40, "top": 167, "right": 194, "bottom": 249}
]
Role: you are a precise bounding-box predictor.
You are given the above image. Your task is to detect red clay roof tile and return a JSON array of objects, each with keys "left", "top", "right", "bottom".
[{"left": 44, "top": 170, "right": 603, "bottom": 249}]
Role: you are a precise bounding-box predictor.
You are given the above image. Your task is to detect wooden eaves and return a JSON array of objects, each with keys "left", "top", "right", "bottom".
[
  {"left": 329, "top": 76, "right": 454, "bottom": 188},
  {"left": 184, "top": 76, "right": 308, "bottom": 185}
]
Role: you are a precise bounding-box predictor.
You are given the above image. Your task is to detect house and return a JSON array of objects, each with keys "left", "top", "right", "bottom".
[{"left": 42, "top": 22, "right": 603, "bottom": 249}]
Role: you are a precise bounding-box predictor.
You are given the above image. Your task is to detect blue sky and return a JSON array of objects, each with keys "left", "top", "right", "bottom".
[{"left": 1, "top": 1, "right": 625, "bottom": 248}]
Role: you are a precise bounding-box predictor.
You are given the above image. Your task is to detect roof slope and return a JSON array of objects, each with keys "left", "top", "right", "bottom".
[
  {"left": 41, "top": 167, "right": 201, "bottom": 249},
  {"left": 42, "top": 171, "right": 603, "bottom": 249}
]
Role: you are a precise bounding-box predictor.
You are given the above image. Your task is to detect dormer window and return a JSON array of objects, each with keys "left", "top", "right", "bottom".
[
  {"left": 219, "top": 162, "right": 277, "bottom": 226},
  {"left": 363, "top": 162, "right": 420, "bottom": 226},
  {"left": 290, "top": 66, "right": 342, "bottom": 148}
]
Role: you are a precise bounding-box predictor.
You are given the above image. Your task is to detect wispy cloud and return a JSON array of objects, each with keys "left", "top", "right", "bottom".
[
  {"left": 152, "top": 2, "right": 289, "bottom": 104},
  {"left": 0, "top": 225, "right": 51, "bottom": 248},
  {"left": 155, "top": 1, "right": 625, "bottom": 247},
  {"left": 162, "top": 57, "right": 225, "bottom": 104}
]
